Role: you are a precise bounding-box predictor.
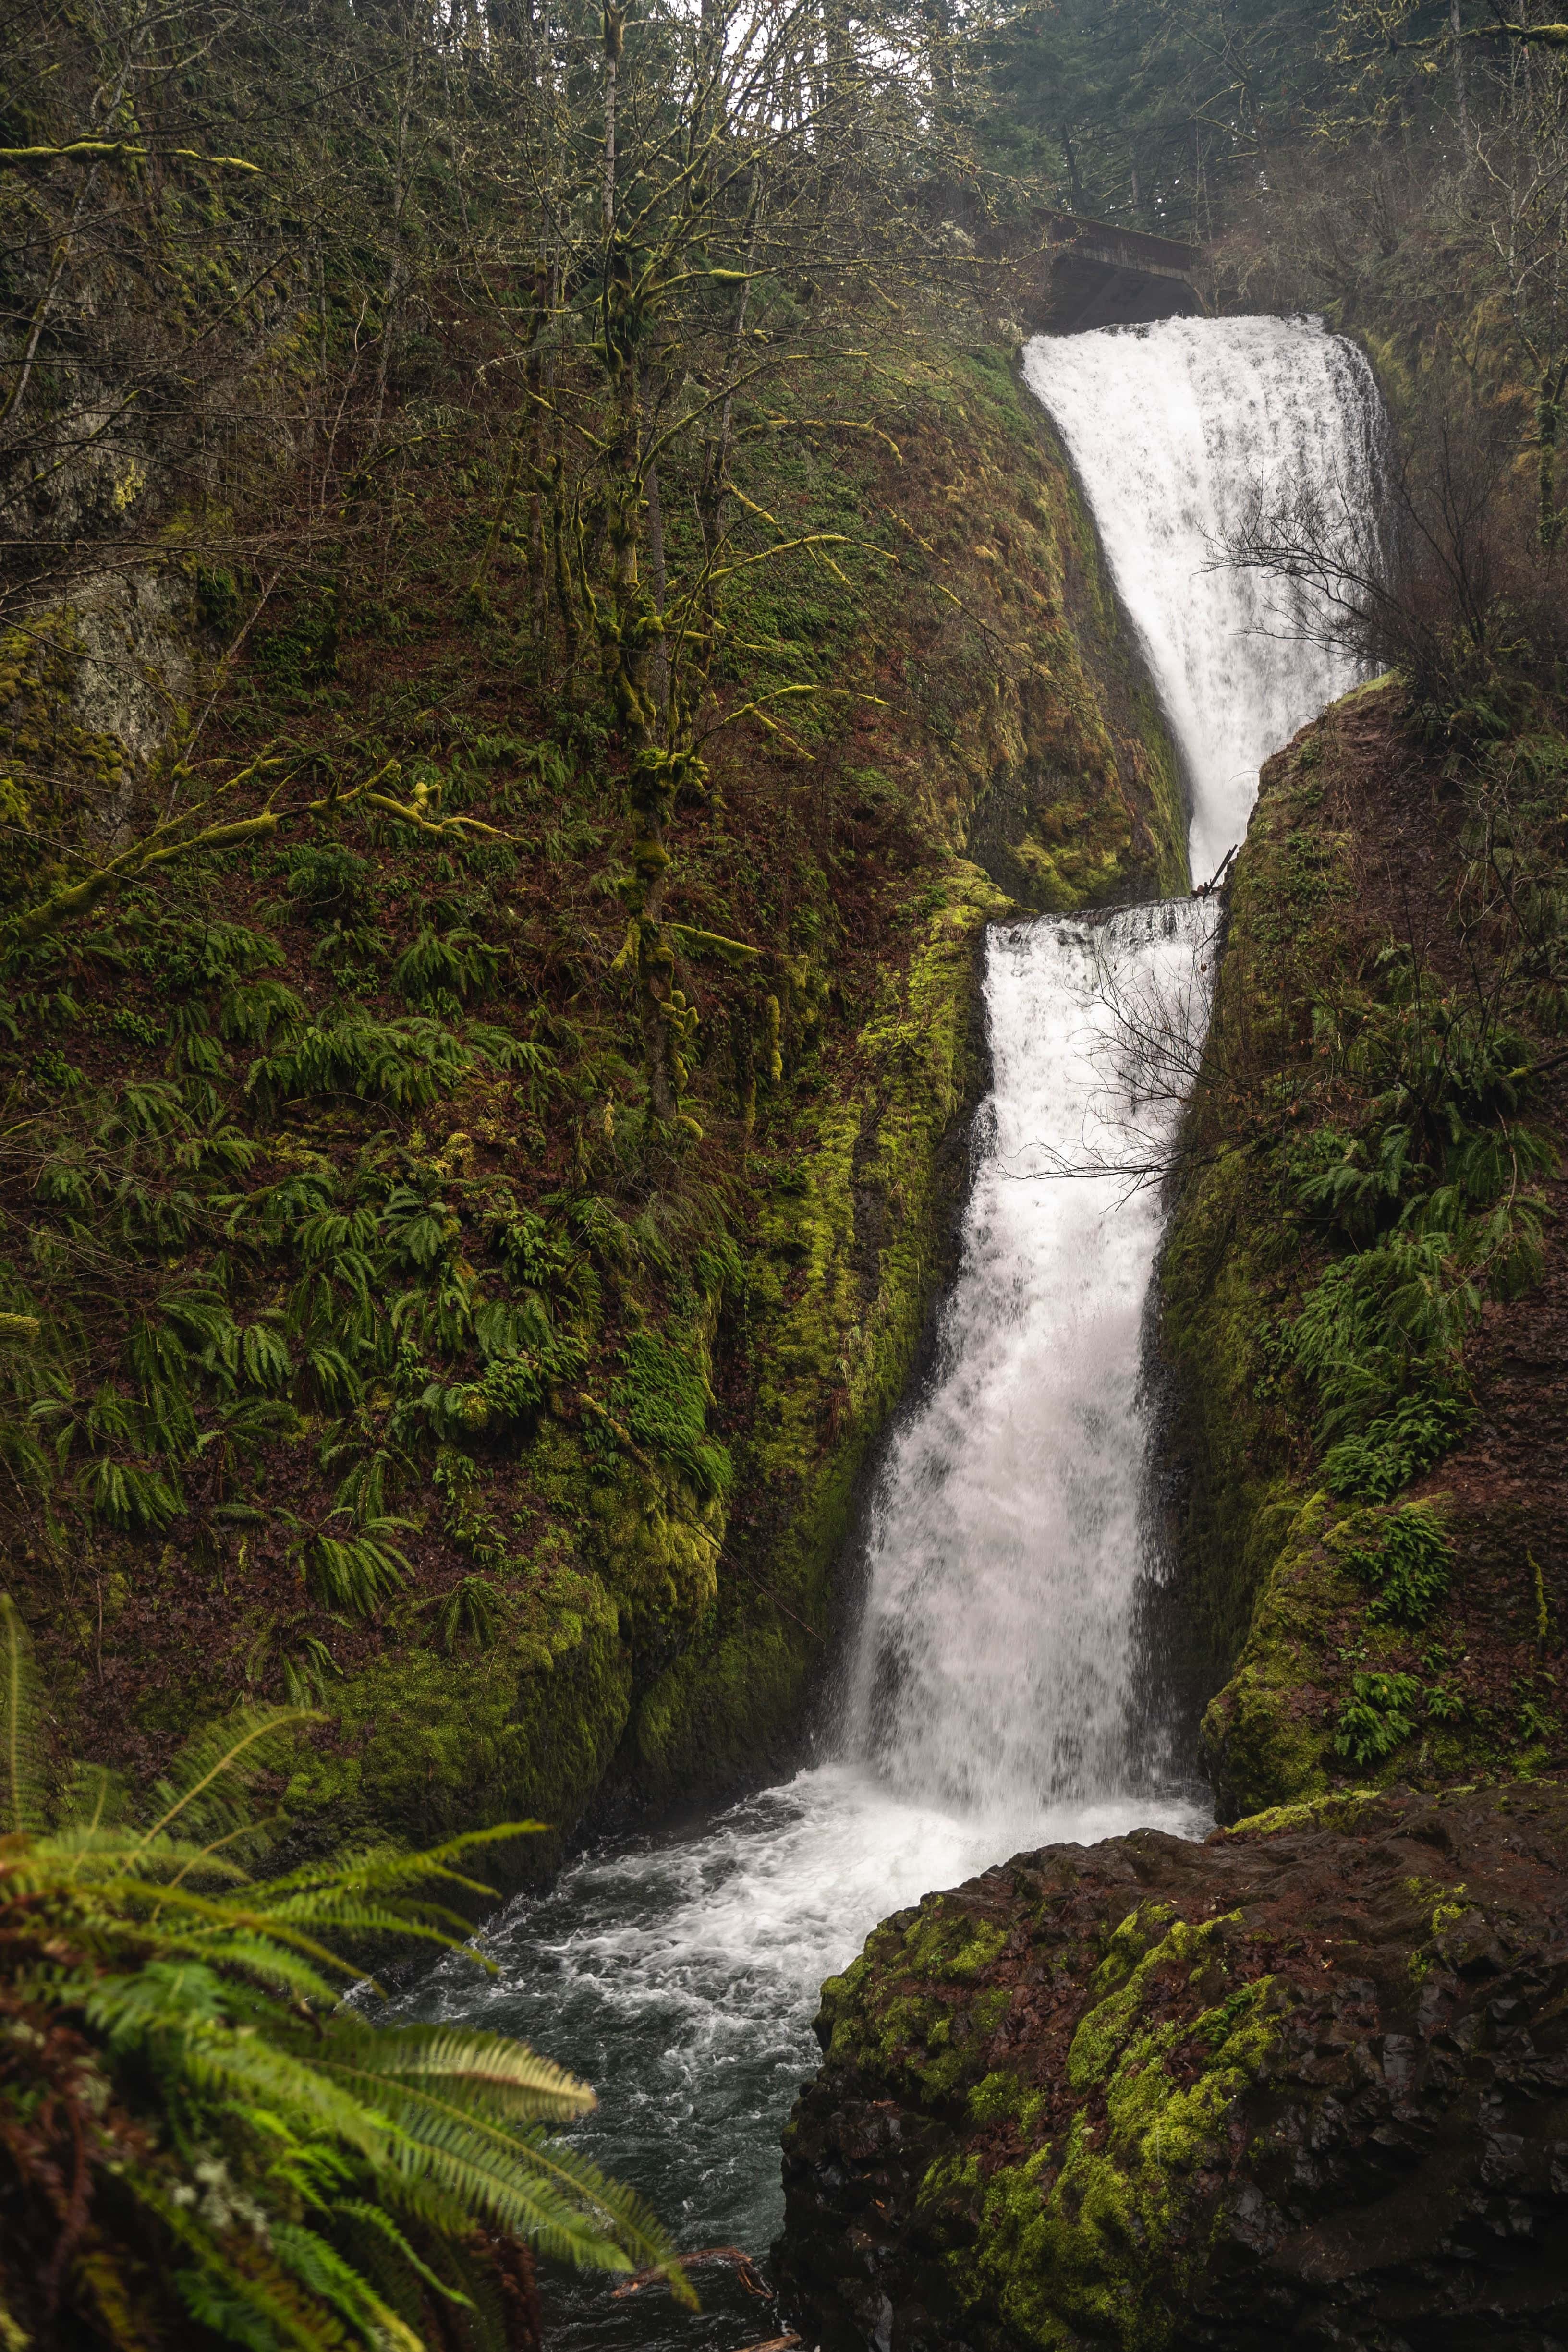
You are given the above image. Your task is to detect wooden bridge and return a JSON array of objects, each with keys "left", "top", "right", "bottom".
[{"left": 1029, "top": 211, "right": 1202, "bottom": 335}]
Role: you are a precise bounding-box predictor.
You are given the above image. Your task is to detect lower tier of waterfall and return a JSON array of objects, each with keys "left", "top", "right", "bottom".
[{"left": 409, "top": 910, "right": 1213, "bottom": 2351}]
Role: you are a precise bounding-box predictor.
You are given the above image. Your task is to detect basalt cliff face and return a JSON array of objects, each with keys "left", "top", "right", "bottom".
[{"left": 776, "top": 1779, "right": 1568, "bottom": 2352}]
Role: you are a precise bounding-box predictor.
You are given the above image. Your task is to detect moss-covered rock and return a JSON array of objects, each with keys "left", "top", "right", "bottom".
[
  {"left": 942, "top": 362, "right": 1189, "bottom": 912},
  {"left": 614, "top": 860, "right": 1012, "bottom": 1810},
  {"left": 284, "top": 1563, "right": 631, "bottom": 1883},
  {"left": 1160, "top": 681, "right": 1568, "bottom": 1822},
  {"left": 776, "top": 1778, "right": 1568, "bottom": 2352}
]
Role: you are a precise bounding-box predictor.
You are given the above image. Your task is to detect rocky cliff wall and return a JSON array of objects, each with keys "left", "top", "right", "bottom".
[{"left": 1159, "top": 682, "right": 1568, "bottom": 1823}]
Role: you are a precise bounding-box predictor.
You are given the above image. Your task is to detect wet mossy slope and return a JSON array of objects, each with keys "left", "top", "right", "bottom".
[
  {"left": 0, "top": 338, "right": 1185, "bottom": 1885},
  {"left": 1160, "top": 681, "right": 1568, "bottom": 1824}
]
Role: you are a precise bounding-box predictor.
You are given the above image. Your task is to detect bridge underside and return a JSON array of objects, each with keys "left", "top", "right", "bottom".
[
  {"left": 1040, "top": 251, "right": 1202, "bottom": 334},
  {"left": 1002, "top": 211, "right": 1201, "bottom": 336}
]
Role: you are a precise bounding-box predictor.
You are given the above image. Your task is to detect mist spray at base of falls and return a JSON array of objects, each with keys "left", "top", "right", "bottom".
[{"left": 409, "top": 315, "right": 1387, "bottom": 2349}]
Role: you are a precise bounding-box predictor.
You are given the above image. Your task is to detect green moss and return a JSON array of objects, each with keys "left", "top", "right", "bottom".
[
  {"left": 902, "top": 1900, "right": 1011, "bottom": 1983},
  {"left": 1009, "top": 393, "right": 1190, "bottom": 910},
  {"left": 1067, "top": 1913, "right": 1243, "bottom": 2089},
  {"left": 1087, "top": 1902, "right": 1177, "bottom": 1998},
  {"left": 968, "top": 2069, "right": 1047, "bottom": 2130},
  {"left": 1162, "top": 682, "right": 1555, "bottom": 1820},
  {"left": 283, "top": 1566, "right": 631, "bottom": 1887},
  {"left": 625, "top": 861, "right": 1010, "bottom": 1806},
  {"left": 909, "top": 1913, "right": 1288, "bottom": 2352},
  {"left": 610, "top": 1329, "right": 732, "bottom": 1500},
  {"left": 1215, "top": 1787, "right": 1383, "bottom": 1840},
  {"left": 1195, "top": 1493, "right": 1366, "bottom": 1818}
]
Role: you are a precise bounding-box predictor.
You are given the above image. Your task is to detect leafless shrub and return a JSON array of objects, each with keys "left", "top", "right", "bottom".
[
  {"left": 1006, "top": 906, "right": 1224, "bottom": 1197},
  {"left": 1224, "top": 374, "right": 1568, "bottom": 724}
]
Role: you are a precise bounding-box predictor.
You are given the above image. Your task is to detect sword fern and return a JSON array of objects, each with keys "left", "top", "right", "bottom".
[{"left": 0, "top": 1596, "right": 690, "bottom": 2350}]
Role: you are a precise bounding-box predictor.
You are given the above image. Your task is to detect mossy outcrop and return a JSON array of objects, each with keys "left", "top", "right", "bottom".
[
  {"left": 282, "top": 859, "right": 1010, "bottom": 1855},
  {"left": 936, "top": 357, "right": 1189, "bottom": 912},
  {"left": 776, "top": 1778, "right": 1568, "bottom": 2352},
  {"left": 1159, "top": 681, "right": 1568, "bottom": 1823}
]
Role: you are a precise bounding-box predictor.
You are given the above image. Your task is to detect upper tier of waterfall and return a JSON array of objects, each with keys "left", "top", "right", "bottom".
[{"left": 1023, "top": 315, "right": 1384, "bottom": 883}]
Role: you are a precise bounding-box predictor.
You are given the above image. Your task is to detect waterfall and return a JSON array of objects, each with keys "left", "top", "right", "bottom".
[
  {"left": 843, "top": 315, "right": 1380, "bottom": 1829},
  {"left": 847, "top": 901, "right": 1206, "bottom": 1819},
  {"left": 410, "top": 318, "right": 1384, "bottom": 2340},
  {"left": 1024, "top": 315, "right": 1384, "bottom": 884}
]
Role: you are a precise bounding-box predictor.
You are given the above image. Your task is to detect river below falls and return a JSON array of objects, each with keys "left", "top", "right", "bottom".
[
  {"left": 411, "top": 1766, "right": 1211, "bottom": 2352},
  {"left": 404, "top": 315, "right": 1389, "bottom": 2351}
]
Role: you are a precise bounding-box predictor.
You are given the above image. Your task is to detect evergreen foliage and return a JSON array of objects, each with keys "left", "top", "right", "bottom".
[
  {"left": 0, "top": 1598, "right": 687, "bottom": 2350},
  {"left": 981, "top": 0, "right": 1339, "bottom": 232}
]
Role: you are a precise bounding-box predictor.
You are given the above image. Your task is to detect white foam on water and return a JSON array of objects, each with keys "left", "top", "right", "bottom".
[{"left": 415, "top": 1763, "right": 1208, "bottom": 2277}]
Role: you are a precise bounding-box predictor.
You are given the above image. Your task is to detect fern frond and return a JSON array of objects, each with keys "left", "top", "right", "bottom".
[
  {"left": 321, "top": 2064, "right": 690, "bottom": 2291},
  {"left": 131, "top": 1707, "right": 319, "bottom": 1859},
  {"left": 271, "top": 2223, "right": 425, "bottom": 2352},
  {"left": 86, "top": 1879, "right": 373, "bottom": 1986},
  {"left": 256, "top": 1821, "right": 545, "bottom": 1903},
  {"left": 0, "top": 1592, "right": 49, "bottom": 1836},
  {"left": 129, "top": 2171, "right": 352, "bottom": 2352},
  {"left": 330, "top": 2202, "right": 474, "bottom": 2310},
  {"left": 327, "top": 2020, "right": 597, "bottom": 2121}
]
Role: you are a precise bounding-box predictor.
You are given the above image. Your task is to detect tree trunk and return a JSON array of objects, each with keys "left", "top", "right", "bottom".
[
  {"left": 1451, "top": 0, "right": 1473, "bottom": 166},
  {"left": 1539, "top": 358, "right": 1566, "bottom": 551},
  {"left": 602, "top": 5, "right": 622, "bottom": 236},
  {"left": 1061, "top": 124, "right": 1085, "bottom": 210},
  {"left": 646, "top": 455, "right": 669, "bottom": 713}
]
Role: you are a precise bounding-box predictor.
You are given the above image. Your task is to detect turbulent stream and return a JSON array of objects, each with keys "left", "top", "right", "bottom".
[{"left": 410, "top": 315, "right": 1386, "bottom": 2351}]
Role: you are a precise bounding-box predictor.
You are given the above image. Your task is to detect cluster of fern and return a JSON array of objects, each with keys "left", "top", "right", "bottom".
[
  {"left": 0, "top": 872, "right": 743, "bottom": 1680},
  {"left": 1277, "top": 951, "right": 1556, "bottom": 1505},
  {"left": 0, "top": 1598, "right": 687, "bottom": 2351}
]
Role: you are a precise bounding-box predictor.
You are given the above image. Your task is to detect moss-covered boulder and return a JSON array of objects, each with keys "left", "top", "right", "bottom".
[{"left": 775, "top": 1779, "right": 1568, "bottom": 2352}]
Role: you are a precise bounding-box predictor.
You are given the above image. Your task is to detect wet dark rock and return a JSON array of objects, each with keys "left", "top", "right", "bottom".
[{"left": 774, "top": 1779, "right": 1568, "bottom": 2351}]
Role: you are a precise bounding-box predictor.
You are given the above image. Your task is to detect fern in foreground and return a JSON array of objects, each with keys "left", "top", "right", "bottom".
[{"left": 0, "top": 1597, "right": 689, "bottom": 2351}]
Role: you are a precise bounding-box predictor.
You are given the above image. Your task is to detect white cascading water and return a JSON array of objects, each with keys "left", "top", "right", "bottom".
[
  {"left": 843, "top": 316, "right": 1385, "bottom": 1825},
  {"left": 847, "top": 899, "right": 1208, "bottom": 1819},
  {"left": 411, "top": 316, "right": 1385, "bottom": 2347},
  {"left": 1023, "top": 315, "right": 1383, "bottom": 883}
]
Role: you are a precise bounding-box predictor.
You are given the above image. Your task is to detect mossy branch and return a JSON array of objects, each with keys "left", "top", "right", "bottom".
[
  {"left": 0, "top": 141, "right": 263, "bottom": 170},
  {"left": 693, "top": 683, "right": 889, "bottom": 762},
  {"left": 735, "top": 415, "right": 904, "bottom": 460},
  {"left": 361, "top": 791, "right": 525, "bottom": 845},
  {"left": 667, "top": 923, "right": 760, "bottom": 965},
  {"left": 0, "top": 755, "right": 432, "bottom": 946}
]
